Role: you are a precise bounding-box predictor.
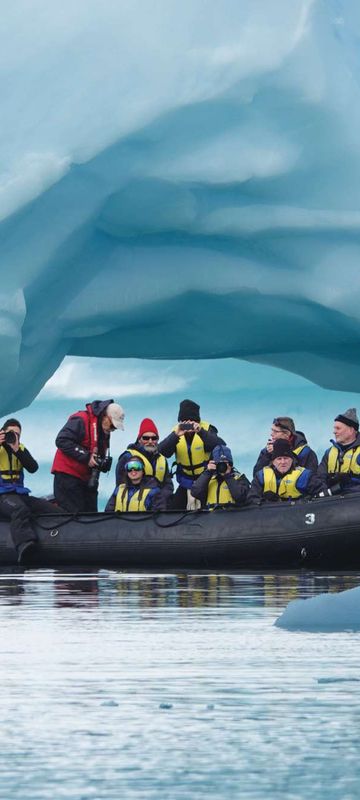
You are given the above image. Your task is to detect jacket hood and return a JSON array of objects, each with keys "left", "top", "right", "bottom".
[
  {"left": 293, "top": 430, "right": 308, "bottom": 446},
  {"left": 86, "top": 400, "right": 114, "bottom": 417}
]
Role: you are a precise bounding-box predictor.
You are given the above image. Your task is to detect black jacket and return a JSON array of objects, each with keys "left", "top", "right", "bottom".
[
  {"left": 191, "top": 468, "right": 249, "bottom": 508},
  {"left": 248, "top": 466, "right": 327, "bottom": 504},
  {"left": 253, "top": 431, "right": 318, "bottom": 476}
]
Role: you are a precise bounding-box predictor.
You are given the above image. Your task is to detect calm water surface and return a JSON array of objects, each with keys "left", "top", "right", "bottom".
[{"left": 0, "top": 570, "right": 359, "bottom": 800}]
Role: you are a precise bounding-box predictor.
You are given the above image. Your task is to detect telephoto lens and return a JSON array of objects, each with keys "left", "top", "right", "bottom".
[{"left": 216, "top": 461, "right": 228, "bottom": 476}]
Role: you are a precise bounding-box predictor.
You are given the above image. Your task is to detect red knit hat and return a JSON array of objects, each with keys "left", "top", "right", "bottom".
[{"left": 137, "top": 418, "right": 159, "bottom": 439}]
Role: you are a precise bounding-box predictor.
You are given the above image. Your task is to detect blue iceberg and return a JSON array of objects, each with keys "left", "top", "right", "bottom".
[
  {"left": 2, "top": 1, "right": 360, "bottom": 414},
  {"left": 275, "top": 585, "right": 360, "bottom": 631}
]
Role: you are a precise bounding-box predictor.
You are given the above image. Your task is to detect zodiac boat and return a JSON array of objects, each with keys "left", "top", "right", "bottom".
[{"left": 1, "top": 493, "right": 360, "bottom": 570}]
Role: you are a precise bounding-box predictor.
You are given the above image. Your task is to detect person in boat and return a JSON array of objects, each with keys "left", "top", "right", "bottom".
[
  {"left": 317, "top": 408, "right": 360, "bottom": 494},
  {"left": 0, "top": 418, "right": 64, "bottom": 564},
  {"left": 158, "top": 399, "right": 226, "bottom": 510},
  {"left": 248, "top": 439, "right": 326, "bottom": 504},
  {"left": 253, "top": 416, "right": 318, "bottom": 476},
  {"left": 115, "top": 418, "right": 173, "bottom": 506},
  {"left": 105, "top": 457, "right": 165, "bottom": 512},
  {"left": 52, "top": 400, "right": 125, "bottom": 513},
  {"left": 190, "top": 445, "right": 250, "bottom": 510}
]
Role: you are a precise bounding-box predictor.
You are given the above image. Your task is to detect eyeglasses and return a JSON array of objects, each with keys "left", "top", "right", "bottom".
[
  {"left": 141, "top": 435, "right": 159, "bottom": 442},
  {"left": 126, "top": 461, "right": 144, "bottom": 472},
  {"left": 272, "top": 418, "right": 292, "bottom": 433}
]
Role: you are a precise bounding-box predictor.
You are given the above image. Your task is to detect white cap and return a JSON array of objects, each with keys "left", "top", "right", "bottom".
[{"left": 107, "top": 403, "right": 125, "bottom": 430}]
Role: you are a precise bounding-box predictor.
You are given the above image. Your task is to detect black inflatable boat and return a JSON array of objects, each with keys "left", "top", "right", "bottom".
[{"left": 1, "top": 492, "right": 360, "bottom": 570}]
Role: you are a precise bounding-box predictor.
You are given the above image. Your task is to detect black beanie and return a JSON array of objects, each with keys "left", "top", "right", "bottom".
[
  {"left": 271, "top": 439, "right": 294, "bottom": 460},
  {"left": 334, "top": 407, "right": 359, "bottom": 431},
  {"left": 178, "top": 399, "right": 200, "bottom": 422}
]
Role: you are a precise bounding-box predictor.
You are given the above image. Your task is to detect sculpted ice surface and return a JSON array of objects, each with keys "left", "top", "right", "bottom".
[{"left": 1, "top": 0, "right": 360, "bottom": 412}]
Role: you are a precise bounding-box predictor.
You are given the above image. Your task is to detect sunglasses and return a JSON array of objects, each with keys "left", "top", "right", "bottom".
[
  {"left": 141, "top": 435, "right": 159, "bottom": 442},
  {"left": 126, "top": 461, "right": 144, "bottom": 472}
]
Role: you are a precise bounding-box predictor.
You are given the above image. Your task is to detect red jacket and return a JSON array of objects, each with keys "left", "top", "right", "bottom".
[{"left": 52, "top": 401, "right": 111, "bottom": 481}]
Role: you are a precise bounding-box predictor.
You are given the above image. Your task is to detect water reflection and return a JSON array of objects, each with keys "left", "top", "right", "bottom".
[{"left": 0, "top": 570, "right": 359, "bottom": 609}]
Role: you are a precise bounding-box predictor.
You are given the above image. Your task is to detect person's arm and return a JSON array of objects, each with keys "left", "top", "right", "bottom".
[
  {"left": 190, "top": 469, "right": 212, "bottom": 503},
  {"left": 301, "top": 447, "right": 319, "bottom": 472},
  {"left": 158, "top": 431, "right": 180, "bottom": 458},
  {"left": 199, "top": 426, "right": 226, "bottom": 451},
  {"left": 306, "top": 471, "right": 329, "bottom": 498},
  {"left": 149, "top": 487, "right": 168, "bottom": 512},
  {"left": 316, "top": 450, "right": 333, "bottom": 487},
  {"left": 247, "top": 472, "right": 265, "bottom": 505},
  {"left": 55, "top": 416, "right": 90, "bottom": 463},
  {"left": 105, "top": 490, "right": 116, "bottom": 512},
  {"left": 224, "top": 473, "right": 250, "bottom": 505},
  {"left": 13, "top": 446, "right": 38, "bottom": 473},
  {"left": 252, "top": 448, "right": 271, "bottom": 476}
]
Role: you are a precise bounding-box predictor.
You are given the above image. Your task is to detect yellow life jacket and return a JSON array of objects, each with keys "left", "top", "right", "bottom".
[
  {"left": 263, "top": 466, "right": 307, "bottom": 499},
  {"left": 293, "top": 444, "right": 306, "bottom": 457},
  {"left": 0, "top": 444, "right": 25, "bottom": 486},
  {"left": 327, "top": 445, "right": 360, "bottom": 475},
  {"left": 127, "top": 449, "right": 167, "bottom": 483},
  {"left": 173, "top": 421, "right": 211, "bottom": 477},
  {"left": 206, "top": 475, "right": 241, "bottom": 508},
  {"left": 115, "top": 484, "right": 152, "bottom": 512}
]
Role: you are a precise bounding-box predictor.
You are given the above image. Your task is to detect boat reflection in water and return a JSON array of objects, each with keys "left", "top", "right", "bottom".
[{"left": 0, "top": 570, "right": 359, "bottom": 609}]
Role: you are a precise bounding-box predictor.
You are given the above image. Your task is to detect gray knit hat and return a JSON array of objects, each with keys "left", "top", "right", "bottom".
[{"left": 334, "top": 407, "right": 359, "bottom": 431}]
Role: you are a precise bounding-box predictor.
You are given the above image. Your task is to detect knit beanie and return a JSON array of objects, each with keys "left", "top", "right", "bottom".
[
  {"left": 334, "top": 407, "right": 359, "bottom": 431},
  {"left": 137, "top": 418, "right": 159, "bottom": 439},
  {"left": 271, "top": 440, "right": 294, "bottom": 460},
  {"left": 178, "top": 399, "right": 200, "bottom": 422},
  {"left": 212, "top": 445, "right": 233, "bottom": 464}
]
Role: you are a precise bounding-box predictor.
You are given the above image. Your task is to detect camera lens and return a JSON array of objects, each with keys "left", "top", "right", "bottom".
[{"left": 4, "top": 430, "right": 17, "bottom": 445}]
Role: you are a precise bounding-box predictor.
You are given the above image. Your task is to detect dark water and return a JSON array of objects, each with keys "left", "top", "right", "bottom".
[{"left": 0, "top": 570, "right": 359, "bottom": 800}]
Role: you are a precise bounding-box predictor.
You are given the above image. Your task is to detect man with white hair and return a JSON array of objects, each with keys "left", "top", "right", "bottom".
[
  {"left": 52, "top": 399, "right": 125, "bottom": 511},
  {"left": 318, "top": 408, "right": 360, "bottom": 494}
]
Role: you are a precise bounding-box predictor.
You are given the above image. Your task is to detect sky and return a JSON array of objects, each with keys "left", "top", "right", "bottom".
[{"left": 6, "top": 354, "right": 360, "bottom": 509}]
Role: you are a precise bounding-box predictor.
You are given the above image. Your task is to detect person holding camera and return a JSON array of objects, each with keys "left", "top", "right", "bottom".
[
  {"left": 158, "top": 399, "right": 226, "bottom": 510},
  {"left": 105, "top": 457, "right": 166, "bottom": 512},
  {"left": 190, "top": 445, "right": 250, "bottom": 510},
  {"left": 115, "top": 418, "right": 173, "bottom": 506},
  {"left": 52, "top": 400, "right": 125, "bottom": 512},
  {"left": 0, "top": 418, "right": 63, "bottom": 564},
  {"left": 252, "top": 416, "right": 318, "bottom": 476}
]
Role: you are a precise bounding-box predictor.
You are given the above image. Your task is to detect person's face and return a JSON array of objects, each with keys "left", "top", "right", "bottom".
[
  {"left": 272, "top": 456, "right": 293, "bottom": 474},
  {"left": 333, "top": 421, "right": 357, "bottom": 445},
  {"left": 270, "top": 425, "right": 291, "bottom": 442},
  {"left": 127, "top": 467, "right": 144, "bottom": 485},
  {"left": 5, "top": 425, "right": 21, "bottom": 438},
  {"left": 101, "top": 415, "right": 116, "bottom": 434},
  {"left": 139, "top": 431, "right": 159, "bottom": 453}
]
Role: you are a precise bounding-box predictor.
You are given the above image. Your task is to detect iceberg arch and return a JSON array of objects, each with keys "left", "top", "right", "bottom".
[{"left": 2, "top": 0, "right": 360, "bottom": 413}]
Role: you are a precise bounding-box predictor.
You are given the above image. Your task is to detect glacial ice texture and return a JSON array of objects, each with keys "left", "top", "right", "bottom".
[{"left": 2, "top": 0, "right": 360, "bottom": 412}]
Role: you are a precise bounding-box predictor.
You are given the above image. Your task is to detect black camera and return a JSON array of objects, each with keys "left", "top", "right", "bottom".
[
  {"left": 216, "top": 461, "right": 228, "bottom": 476},
  {"left": 87, "top": 453, "right": 113, "bottom": 490},
  {"left": 4, "top": 430, "right": 17, "bottom": 445},
  {"left": 179, "top": 422, "right": 195, "bottom": 431},
  {"left": 96, "top": 455, "right": 113, "bottom": 474}
]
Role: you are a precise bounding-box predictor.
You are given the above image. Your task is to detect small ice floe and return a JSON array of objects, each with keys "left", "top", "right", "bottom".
[{"left": 275, "top": 585, "right": 360, "bottom": 632}]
